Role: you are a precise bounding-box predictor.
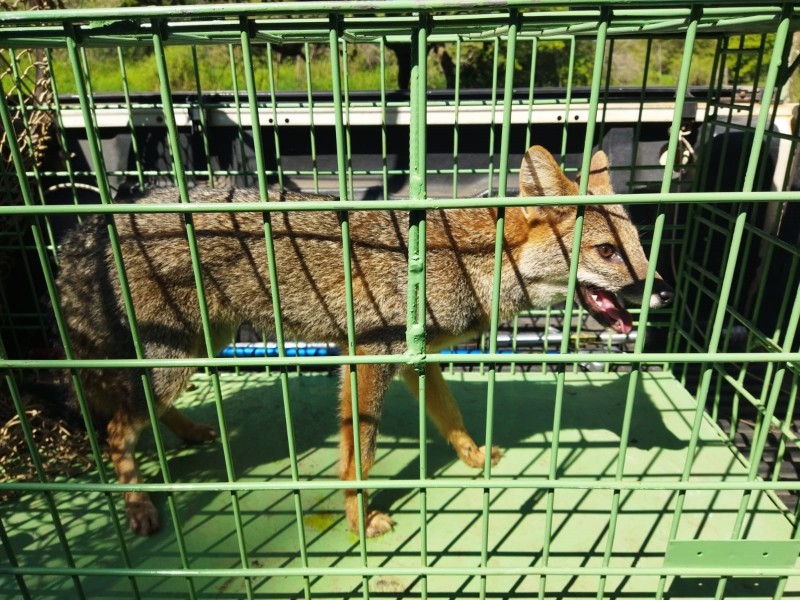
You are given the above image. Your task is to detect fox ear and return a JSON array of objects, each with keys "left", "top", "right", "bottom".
[
  {"left": 575, "top": 150, "right": 614, "bottom": 195},
  {"left": 519, "top": 145, "right": 576, "bottom": 197},
  {"left": 518, "top": 145, "right": 576, "bottom": 220}
]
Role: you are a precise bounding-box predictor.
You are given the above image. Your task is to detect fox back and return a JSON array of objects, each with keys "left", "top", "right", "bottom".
[{"left": 56, "top": 145, "right": 670, "bottom": 410}]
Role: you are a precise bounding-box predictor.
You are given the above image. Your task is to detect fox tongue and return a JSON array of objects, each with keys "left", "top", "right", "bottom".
[{"left": 592, "top": 289, "right": 633, "bottom": 334}]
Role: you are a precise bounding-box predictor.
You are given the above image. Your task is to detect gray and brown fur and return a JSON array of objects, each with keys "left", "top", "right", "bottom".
[{"left": 56, "top": 146, "right": 672, "bottom": 537}]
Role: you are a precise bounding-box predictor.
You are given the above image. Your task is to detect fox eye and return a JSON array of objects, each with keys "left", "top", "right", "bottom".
[{"left": 596, "top": 243, "right": 616, "bottom": 259}]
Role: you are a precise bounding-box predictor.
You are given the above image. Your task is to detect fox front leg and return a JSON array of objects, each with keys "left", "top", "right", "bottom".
[
  {"left": 401, "top": 364, "right": 502, "bottom": 469},
  {"left": 339, "top": 361, "right": 397, "bottom": 537}
]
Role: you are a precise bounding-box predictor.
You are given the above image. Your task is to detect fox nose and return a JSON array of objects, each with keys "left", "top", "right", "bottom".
[
  {"left": 647, "top": 278, "right": 674, "bottom": 308},
  {"left": 653, "top": 282, "right": 674, "bottom": 307}
]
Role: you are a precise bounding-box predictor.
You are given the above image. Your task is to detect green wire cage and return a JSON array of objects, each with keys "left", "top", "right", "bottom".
[{"left": 1, "top": 1, "right": 800, "bottom": 599}]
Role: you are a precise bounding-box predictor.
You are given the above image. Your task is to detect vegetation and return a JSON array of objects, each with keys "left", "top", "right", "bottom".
[
  {"left": 43, "top": 36, "right": 786, "bottom": 97},
  {"left": 3, "top": 0, "right": 798, "bottom": 100}
]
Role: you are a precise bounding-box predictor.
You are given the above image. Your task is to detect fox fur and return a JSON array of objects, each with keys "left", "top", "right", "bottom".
[{"left": 55, "top": 145, "right": 673, "bottom": 537}]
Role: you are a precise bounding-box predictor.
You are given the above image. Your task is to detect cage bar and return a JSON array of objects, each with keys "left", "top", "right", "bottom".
[{"left": 1, "top": 2, "right": 799, "bottom": 599}]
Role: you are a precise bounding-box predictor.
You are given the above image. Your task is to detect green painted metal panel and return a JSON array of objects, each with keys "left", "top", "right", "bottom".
[{"left": 665, "top": 541, "right": 800, "bottom": 571}]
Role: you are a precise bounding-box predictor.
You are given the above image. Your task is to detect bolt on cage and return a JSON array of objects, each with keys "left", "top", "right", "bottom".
[{"left": 1, "top": 1, "right": 800, "bottom": 599}]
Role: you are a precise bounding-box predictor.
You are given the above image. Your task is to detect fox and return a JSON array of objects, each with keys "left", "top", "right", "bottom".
[{"left": 55, "top": 145, "right": 673, "bottom": 537}]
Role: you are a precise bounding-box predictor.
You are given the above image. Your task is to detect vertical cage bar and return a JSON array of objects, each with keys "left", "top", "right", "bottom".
[
  {"left": 380, "top": 37, "right": 389, "bottom": 200},
  {"left": 44, "top": 48, "right": 81, "bottom": 209},
  {"left": 151, "top": 19, "right": 234, "bottom": 599},
  {"left": 229, "top": 44, "right": 249, "bottom": 186},
  {"left": 657, "top": 13, "right": 793, "bottom": 600},
  {"left": 190, "top": 45, "right": 214, "bottom": 187},
  {"left": 540, "top": 17, "right": 607, "bottom": 600},
  {"left": 328, "top": 15, "right": 370, "bottom": 589},
  {"left": 742, "top": 24, "right": 790, "bottom": 193},
  {"left": 495, "top": 15, "right": 516, "bottom": 200},
  {"left": 627, "top": 39, "right": 653, "bottom": 194},
  {"left": 408, "top": 15, "right": 430, "bottom": 600},
  {"left": 558, "top": 37, "right": 577, "bottom": 169},
  {"left": 720, "top": 283, "right": 800, "bottom": 600},
  {"left": 77, "top": 47, "right": 109, "bottom": 190},
  {"left": 695, "top": 36, "right": 727, "bottom": 194},
  {"left": 675, "top": 34, "right": 721, "bottom": 372},
  {"left": 117, "top": 47, "right": 146, "bottom": 191},
  {"left": 510, "top": 314, "right": 519, "bottom": 375},
  {"left": 597, "top": 15, "right": 698, "bottom": 600},
  {"left": 1, "top": 364, "right": 84, "bottom": 599},
  {"left": 541, "top": 306, "right": 552, "bottom": 375},
  {"left": 772, "top": 372, "right": 799, "bottom": 483},
  {"left": 72, "top": 28, "right": 191, "bottom": 599},
  {"left": 266, "top": 42, "right": 285, "bottom": 190},
  {"left": 240, "top": 16, "right": 312, "bottom": 600},
  {"left": 2, "top": 72, "right": 136, "bottom": 589},
  {"left": 304, "top": 41, "right": 320, "bottom": 193},
  {"left": 714, "top": 36, "right": 746, "bottom": 193},
  {"left": 480, "top": 12, "right": 518, "bottom": 600},
  {"left": 524, "top": 39, "right": 537, "bottom": 153},
  {"left": 751, "top": 37, "right": 774, "bottom": 193},
  {"left": 598, "top": 37, "right": 613, "bottom": 145},
  {"left": 1, "top": 376, "right": 136, "bottom": 600},
  {"left": 452, "top": 37, "right": 462, "bottom": 198},
  {"left": 342, "top": 39, "right": 354, "bottom": 201},
  {"left": 0, "top": 516, "right": 28, "bottom": 600},
  {"left": 713, "top": 14, "right": 794, "bottom": 600},
  {"left": 725, "top": 223, "right": 769, "bottom": 436},
  {"left": 1, "top": 84, "right": 101, "bottom": 596},
  {"left": 7, "top": 51, "right": 54, "bottom": 258},
  {"left": 484, "top": 38, "right": 500, "bottom": 197}
]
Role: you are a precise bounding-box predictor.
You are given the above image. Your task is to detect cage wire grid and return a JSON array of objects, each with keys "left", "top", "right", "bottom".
[{"left": 0, "top": 2, "right": 799, "bottom": 600}]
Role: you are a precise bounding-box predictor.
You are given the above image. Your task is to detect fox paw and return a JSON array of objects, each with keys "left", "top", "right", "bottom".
[
  {"left": 365, "top": 510, "right": 395, "bottom": 538},
  {"left": 180, "top": 423, "right": 219, "bottom": 445},
  {"left": 460, "top": 444, "right": 503, "bottom": 469},
  {"left": 126, "top": 501, "right": 160, "bottom": 536}
]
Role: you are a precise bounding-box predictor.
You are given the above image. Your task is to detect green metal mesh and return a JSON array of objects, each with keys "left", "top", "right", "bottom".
[{"left": 0, "top": 2, "right": 799, "bottom": 599}]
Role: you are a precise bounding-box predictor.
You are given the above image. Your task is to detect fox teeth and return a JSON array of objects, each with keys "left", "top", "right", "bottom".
[{"left": 591, "top": 293, "right": 599, "bottom": 302}]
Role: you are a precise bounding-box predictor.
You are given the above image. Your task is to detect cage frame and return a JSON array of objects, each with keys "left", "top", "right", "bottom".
[{"left": 1, "top": 2, "right": 800, "bottom": 600}]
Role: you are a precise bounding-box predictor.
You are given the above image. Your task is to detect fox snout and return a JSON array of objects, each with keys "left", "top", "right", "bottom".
[
  {"left": 650, "top": 278, "right": 675, "bottom": 308},
  {"left": 621, "top": 277, "right": 675, "bottom": 310}
]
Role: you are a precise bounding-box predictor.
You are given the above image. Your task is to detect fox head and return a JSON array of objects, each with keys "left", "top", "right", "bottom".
[{"left": 515, "top": 145, "right": 673, "bottom": 334}]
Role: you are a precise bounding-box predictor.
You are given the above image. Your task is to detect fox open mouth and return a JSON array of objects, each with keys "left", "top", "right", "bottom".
[{"left": 576, "top": 285, "right": 633, "bottom": 334}]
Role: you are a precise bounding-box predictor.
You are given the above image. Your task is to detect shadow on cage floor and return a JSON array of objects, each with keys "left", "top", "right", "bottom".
[{"left": 2, "top": 371, "right": 797, "bottom": 599}]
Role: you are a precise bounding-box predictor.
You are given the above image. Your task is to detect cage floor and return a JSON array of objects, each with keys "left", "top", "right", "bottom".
[{"left": 2, "top": 370, "right": 797, "bottom": 600}]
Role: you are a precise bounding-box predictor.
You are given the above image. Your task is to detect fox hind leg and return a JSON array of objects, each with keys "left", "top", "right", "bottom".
[
  {"left": 108, "top": 365, "right": 213, "bottom": 536},
  {"left": 151, "top": 364, "right": 219, "bottom": 444},
  {"left": 160, "top": 405, "right": 219, "bottom": 444},
  {"left": 107, "top": 411, "right": 160, "bottom": 536}
]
